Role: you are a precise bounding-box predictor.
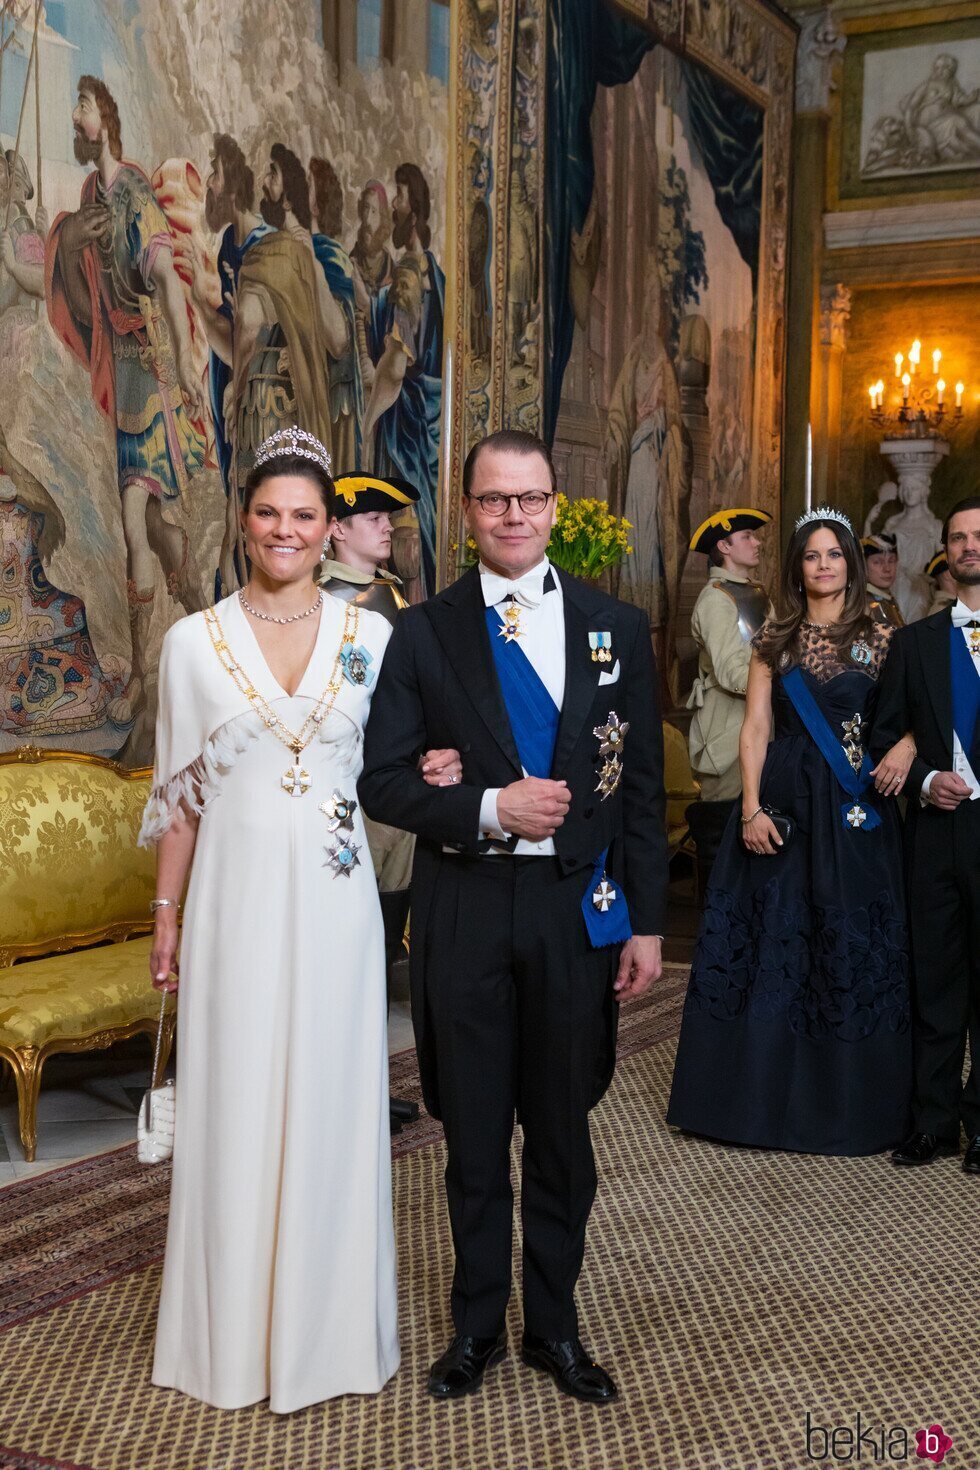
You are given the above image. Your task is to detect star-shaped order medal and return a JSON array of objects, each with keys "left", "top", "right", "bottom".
[
  {"left": 319, "top": 789, "right": 357, "bottom": 833},
  {"left": 593, "top": 711, "right": 630, "bottom": 756},
  {"left": 969, "top": 624, "right": 980, "bottom": 657},
  {"left": 595, "top": 755, "right": 623, "bottom": 800},
  {"left": 498, "top": 601, "right": 524, "bottom": 644},
  {"left": 592, "top": 878, "right": 618, "bottom": 914},
  {"left": 846, "top": 805, "right": 867, "bottom": 829},
  {"left": 323, "top": 837, "right": 362, "bottom": 877}
]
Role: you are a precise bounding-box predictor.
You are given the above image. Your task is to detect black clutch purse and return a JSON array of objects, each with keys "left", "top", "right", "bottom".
[{"left": 762, "top": 806, "right": 795, "bottom": 848}]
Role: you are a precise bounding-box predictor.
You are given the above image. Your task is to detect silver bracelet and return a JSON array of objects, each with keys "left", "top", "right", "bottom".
[
  {"left": 149, "top": 898, "right": 179, "bottom": 914},
  {"left": 740, "top": 806, "right": 763, "bottom": 824}
]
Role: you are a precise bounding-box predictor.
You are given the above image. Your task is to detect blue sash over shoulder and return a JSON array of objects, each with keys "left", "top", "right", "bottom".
[
  {"left": 485, "top": 604, "right": 630, "bottom": 947},
  {"left": 485, "top": 605, "right": 559, "bottom": 778},
  {"left": 951, "top": 623, "right": 980, "bottom": 770},
  {"left": 781, "top": 666, "right": 881, "bottom": 832}
]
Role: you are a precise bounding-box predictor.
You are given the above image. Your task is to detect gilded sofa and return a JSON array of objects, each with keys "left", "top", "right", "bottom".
[{"left": 0, "top": 747, "right": 175, "bottom": 1162}]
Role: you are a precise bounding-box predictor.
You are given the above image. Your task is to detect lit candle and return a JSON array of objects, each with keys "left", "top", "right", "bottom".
[
  {"left": 937, "top": 378, "right": 945, "bottom": 405},
  {"left": 902, "top": 372, "right": 911, "bottom": 402},
  {"left": 956, "top": 381, "right": 964, "bottom": 408},
  {"left": 876, "top": 380, "right": 884, "bottom": 407},
  {"left": 932, "top": 348, "right": 941, "bottom": 375},
  {"left": 869, "top": 384, "right": 877, "bottom": 408},
  {"left": 894, "top": 352, "right": 903, "bottom": 377},
  {"left": 910, "top": 340, "right": 921, "bottom": 369}
]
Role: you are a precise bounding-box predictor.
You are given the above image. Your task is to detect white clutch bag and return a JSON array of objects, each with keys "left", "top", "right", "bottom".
[{"left": 137, "top": 993, "right": 176, "bottom": 1165}]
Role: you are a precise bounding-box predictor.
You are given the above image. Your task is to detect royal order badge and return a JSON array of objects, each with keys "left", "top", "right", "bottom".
[
  {"left": 319, "top": 789, "right": 357, "bottom": 833},
  {"left": 593, "top": 711, "right": 630, "bottom": 755},
  {"left": 324, "top": 837, "right": 362, "bottom": 877},
  {"left": 340, "top": 642, "right": 374, "bottom": 687}
]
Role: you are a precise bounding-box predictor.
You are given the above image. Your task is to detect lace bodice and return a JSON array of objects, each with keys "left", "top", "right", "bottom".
[{"left": 755, "top": 618, "right": 894, "bottom": 683}]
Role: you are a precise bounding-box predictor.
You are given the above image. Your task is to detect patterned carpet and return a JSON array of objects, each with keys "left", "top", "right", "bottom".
[{"left": 1, "top": 961, "right": 978, "bottom": 1470}]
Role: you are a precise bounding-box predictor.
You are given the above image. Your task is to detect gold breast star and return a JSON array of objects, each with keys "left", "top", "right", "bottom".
[
  {"left": 595, "top": 755, "right": 623, "bottom": 800},
  {"left": 593, "top": 712, "right": 630, "bottom": 756}
]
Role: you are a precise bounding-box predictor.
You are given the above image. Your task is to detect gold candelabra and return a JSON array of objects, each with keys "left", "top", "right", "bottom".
[{"left": 868, "top": 340, "right": 965, "bottom": 438}]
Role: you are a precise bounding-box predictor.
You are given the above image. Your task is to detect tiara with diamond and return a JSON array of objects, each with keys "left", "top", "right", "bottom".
[
  {"left": 254, "top": 427, "right": 332, "bottom": 475},
  {"left": 795, "top": 505, "right": 853, "bottom": 535}
]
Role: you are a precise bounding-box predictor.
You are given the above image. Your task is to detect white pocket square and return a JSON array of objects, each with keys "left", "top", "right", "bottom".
[{"left": 598, "top": 660, "right": 621, "bottom": 686}]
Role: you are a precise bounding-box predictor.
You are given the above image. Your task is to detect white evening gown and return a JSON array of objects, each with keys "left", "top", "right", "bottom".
[{"left": 145, "top": 594, "right": 399, "bottom": 1412}]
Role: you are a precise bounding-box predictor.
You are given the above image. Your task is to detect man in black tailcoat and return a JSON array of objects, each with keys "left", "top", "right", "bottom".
[
  {"left": 360, "top": 429, "right": 667, "bottom": 1402},
  {"left": 873, "top": 496, "right": 980, "bottom": 1173}
]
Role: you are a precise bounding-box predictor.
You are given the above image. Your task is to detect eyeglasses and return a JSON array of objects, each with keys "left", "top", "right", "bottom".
[{"left": 466, "top": 490, "right": 556, "bottom": 516}]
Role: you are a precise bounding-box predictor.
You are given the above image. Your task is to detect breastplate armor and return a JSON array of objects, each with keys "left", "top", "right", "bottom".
[
  {"left": 320, "top": 573, "right": 406, "bottom": 629},
  {"left": 717, "top": 581, "right": 769, "bottom": 643}
]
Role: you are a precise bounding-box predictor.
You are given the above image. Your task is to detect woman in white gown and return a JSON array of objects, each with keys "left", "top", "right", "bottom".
[{"left": 140, "top": 428, "right": 457, "bottom": 1413}]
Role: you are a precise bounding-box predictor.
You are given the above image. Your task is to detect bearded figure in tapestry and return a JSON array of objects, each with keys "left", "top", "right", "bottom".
[{"left": 45, "top": 76, "right": 212, "bottom": 759}]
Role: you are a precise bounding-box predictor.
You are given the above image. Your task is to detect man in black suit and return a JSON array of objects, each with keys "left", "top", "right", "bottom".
[
  {"left": 360, "top": 429, "right": 667, "bottom": 1402},
  {"left": 873, "top": 496, "right": 980, "bottom": 1173}
]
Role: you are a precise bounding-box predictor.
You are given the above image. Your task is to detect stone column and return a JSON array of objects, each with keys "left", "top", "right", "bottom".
[
  {"left": 783, "top": 7, "right": 845, "bottom": 525},
  {"left": 812, "top": 281, "right": 851, "bottom": 504}
]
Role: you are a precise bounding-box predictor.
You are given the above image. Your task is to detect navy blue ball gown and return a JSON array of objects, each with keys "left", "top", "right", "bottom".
[{"left": 667, "top": 619, "right": 912, "bottom": 1156}]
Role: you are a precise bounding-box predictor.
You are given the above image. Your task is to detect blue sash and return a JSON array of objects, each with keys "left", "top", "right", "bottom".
[
  {"left": 485, "top": 605, "right": 559, "bottom": 778},
  {"left": 581, "top": 847, "right": 633, "bottom": 948},
  {"left": 951, "top": 623, "right": 980, "bottom": 770},
  {"left": 486, "top": 605, "right": 630, "bottom": 948},
  {"left": 781, "top": 666, "right": 881, "bottom": 831}
]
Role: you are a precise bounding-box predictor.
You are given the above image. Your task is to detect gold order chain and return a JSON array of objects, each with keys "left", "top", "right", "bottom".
[{"left": 203, "top": 600, "right": 359, "bottom": 760}]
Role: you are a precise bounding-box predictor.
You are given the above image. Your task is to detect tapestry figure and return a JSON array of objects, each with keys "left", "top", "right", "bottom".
[{"left": 364, "top": 162, "right": 445, "bottom": 598}]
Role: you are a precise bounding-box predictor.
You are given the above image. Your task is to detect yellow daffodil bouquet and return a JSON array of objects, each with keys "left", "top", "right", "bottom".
[{"left": 546, "top": 494, "right": 633, "bottom": 580}]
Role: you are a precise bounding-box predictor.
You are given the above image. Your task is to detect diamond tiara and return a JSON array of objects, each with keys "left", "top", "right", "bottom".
[
  {"left": 254, "top": 427, "right": 332, "bottom": 475},
  {"left": 795, "top": 505, "right": 853, "bottom": 535}
]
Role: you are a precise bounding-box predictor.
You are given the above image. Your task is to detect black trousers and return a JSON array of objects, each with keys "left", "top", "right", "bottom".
[
  {"left": 907, "top": 799, "right": 980, "bottom": 1137},
  {"left": 419, "top": 853, "right": 617, "bottom": 1340}
]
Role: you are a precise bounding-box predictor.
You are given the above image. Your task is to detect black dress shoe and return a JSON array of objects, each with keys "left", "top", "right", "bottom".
[
  {"left": 427, "top": 1334, "right": 506, "bottom": 1399},
  {"left": 963, "top": 1136, "right": 980, "bottom": 1174},
  {"left": 521, "top": 1334, "right": 618, "bottom": 1404},
  {"left": 891, "top": 1131, "right": 960, "bottom": 1166}
]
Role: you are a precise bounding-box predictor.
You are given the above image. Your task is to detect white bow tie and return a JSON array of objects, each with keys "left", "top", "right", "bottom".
[
  {"left": 480, "top": 565, "right": 552, "bottom": 610},
  {"left": 951, "top": 604, "right": 980, "bottom": 629}
]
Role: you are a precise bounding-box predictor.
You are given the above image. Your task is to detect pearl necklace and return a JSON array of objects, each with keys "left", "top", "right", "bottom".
[{"left": 239, "top": 589, "right": 323, "bottom": 624}]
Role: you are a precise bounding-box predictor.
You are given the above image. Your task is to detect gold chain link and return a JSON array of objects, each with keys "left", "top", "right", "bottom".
[{"left": 203, "top": 600, "right": 359, "bottom": 759}]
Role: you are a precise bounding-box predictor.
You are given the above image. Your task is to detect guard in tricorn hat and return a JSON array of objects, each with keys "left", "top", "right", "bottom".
[{"left": 686, "top": 507, "right": 772, "bottom": 894}]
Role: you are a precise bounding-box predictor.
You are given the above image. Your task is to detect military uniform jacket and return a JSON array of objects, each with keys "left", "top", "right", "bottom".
[{"left": 686, "top": 570, "right": 768, "bottom": 800}]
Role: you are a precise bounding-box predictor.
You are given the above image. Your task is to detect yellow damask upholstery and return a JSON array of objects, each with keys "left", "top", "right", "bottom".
[
  {"left": 663, "top": 720, "right": 700, "bottom": 855},
  {"left": 0, "top": 753, "right": 156, "bottom": 958},
  {"left": 0, "top": 749, "right": 174, "bottom": 1162},
  {"left": 0, "top": 937, "right": 158, "bottom": 1049}
]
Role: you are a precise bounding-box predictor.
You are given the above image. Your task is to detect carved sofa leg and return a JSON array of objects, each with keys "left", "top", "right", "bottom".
[{"left": 10, "top": 1045, "right": 42, "bottom": 1163}]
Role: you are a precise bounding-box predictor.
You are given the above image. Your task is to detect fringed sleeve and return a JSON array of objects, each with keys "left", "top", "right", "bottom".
[
  {"left": 137, "top": 613, "right": 263, "bottom": 847},
  {"left": 137, "top": 716, "right": 264, "bottom": 846}
]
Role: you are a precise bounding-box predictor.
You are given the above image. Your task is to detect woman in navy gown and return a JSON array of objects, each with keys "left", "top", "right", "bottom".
[{"left": 667, "top": 509, "right": 914, "bottom": 1155}]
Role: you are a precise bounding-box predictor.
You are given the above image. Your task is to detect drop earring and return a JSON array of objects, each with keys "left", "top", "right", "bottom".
[{"left": 321, "top": 538, "right": 329, "bottom": 563}]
